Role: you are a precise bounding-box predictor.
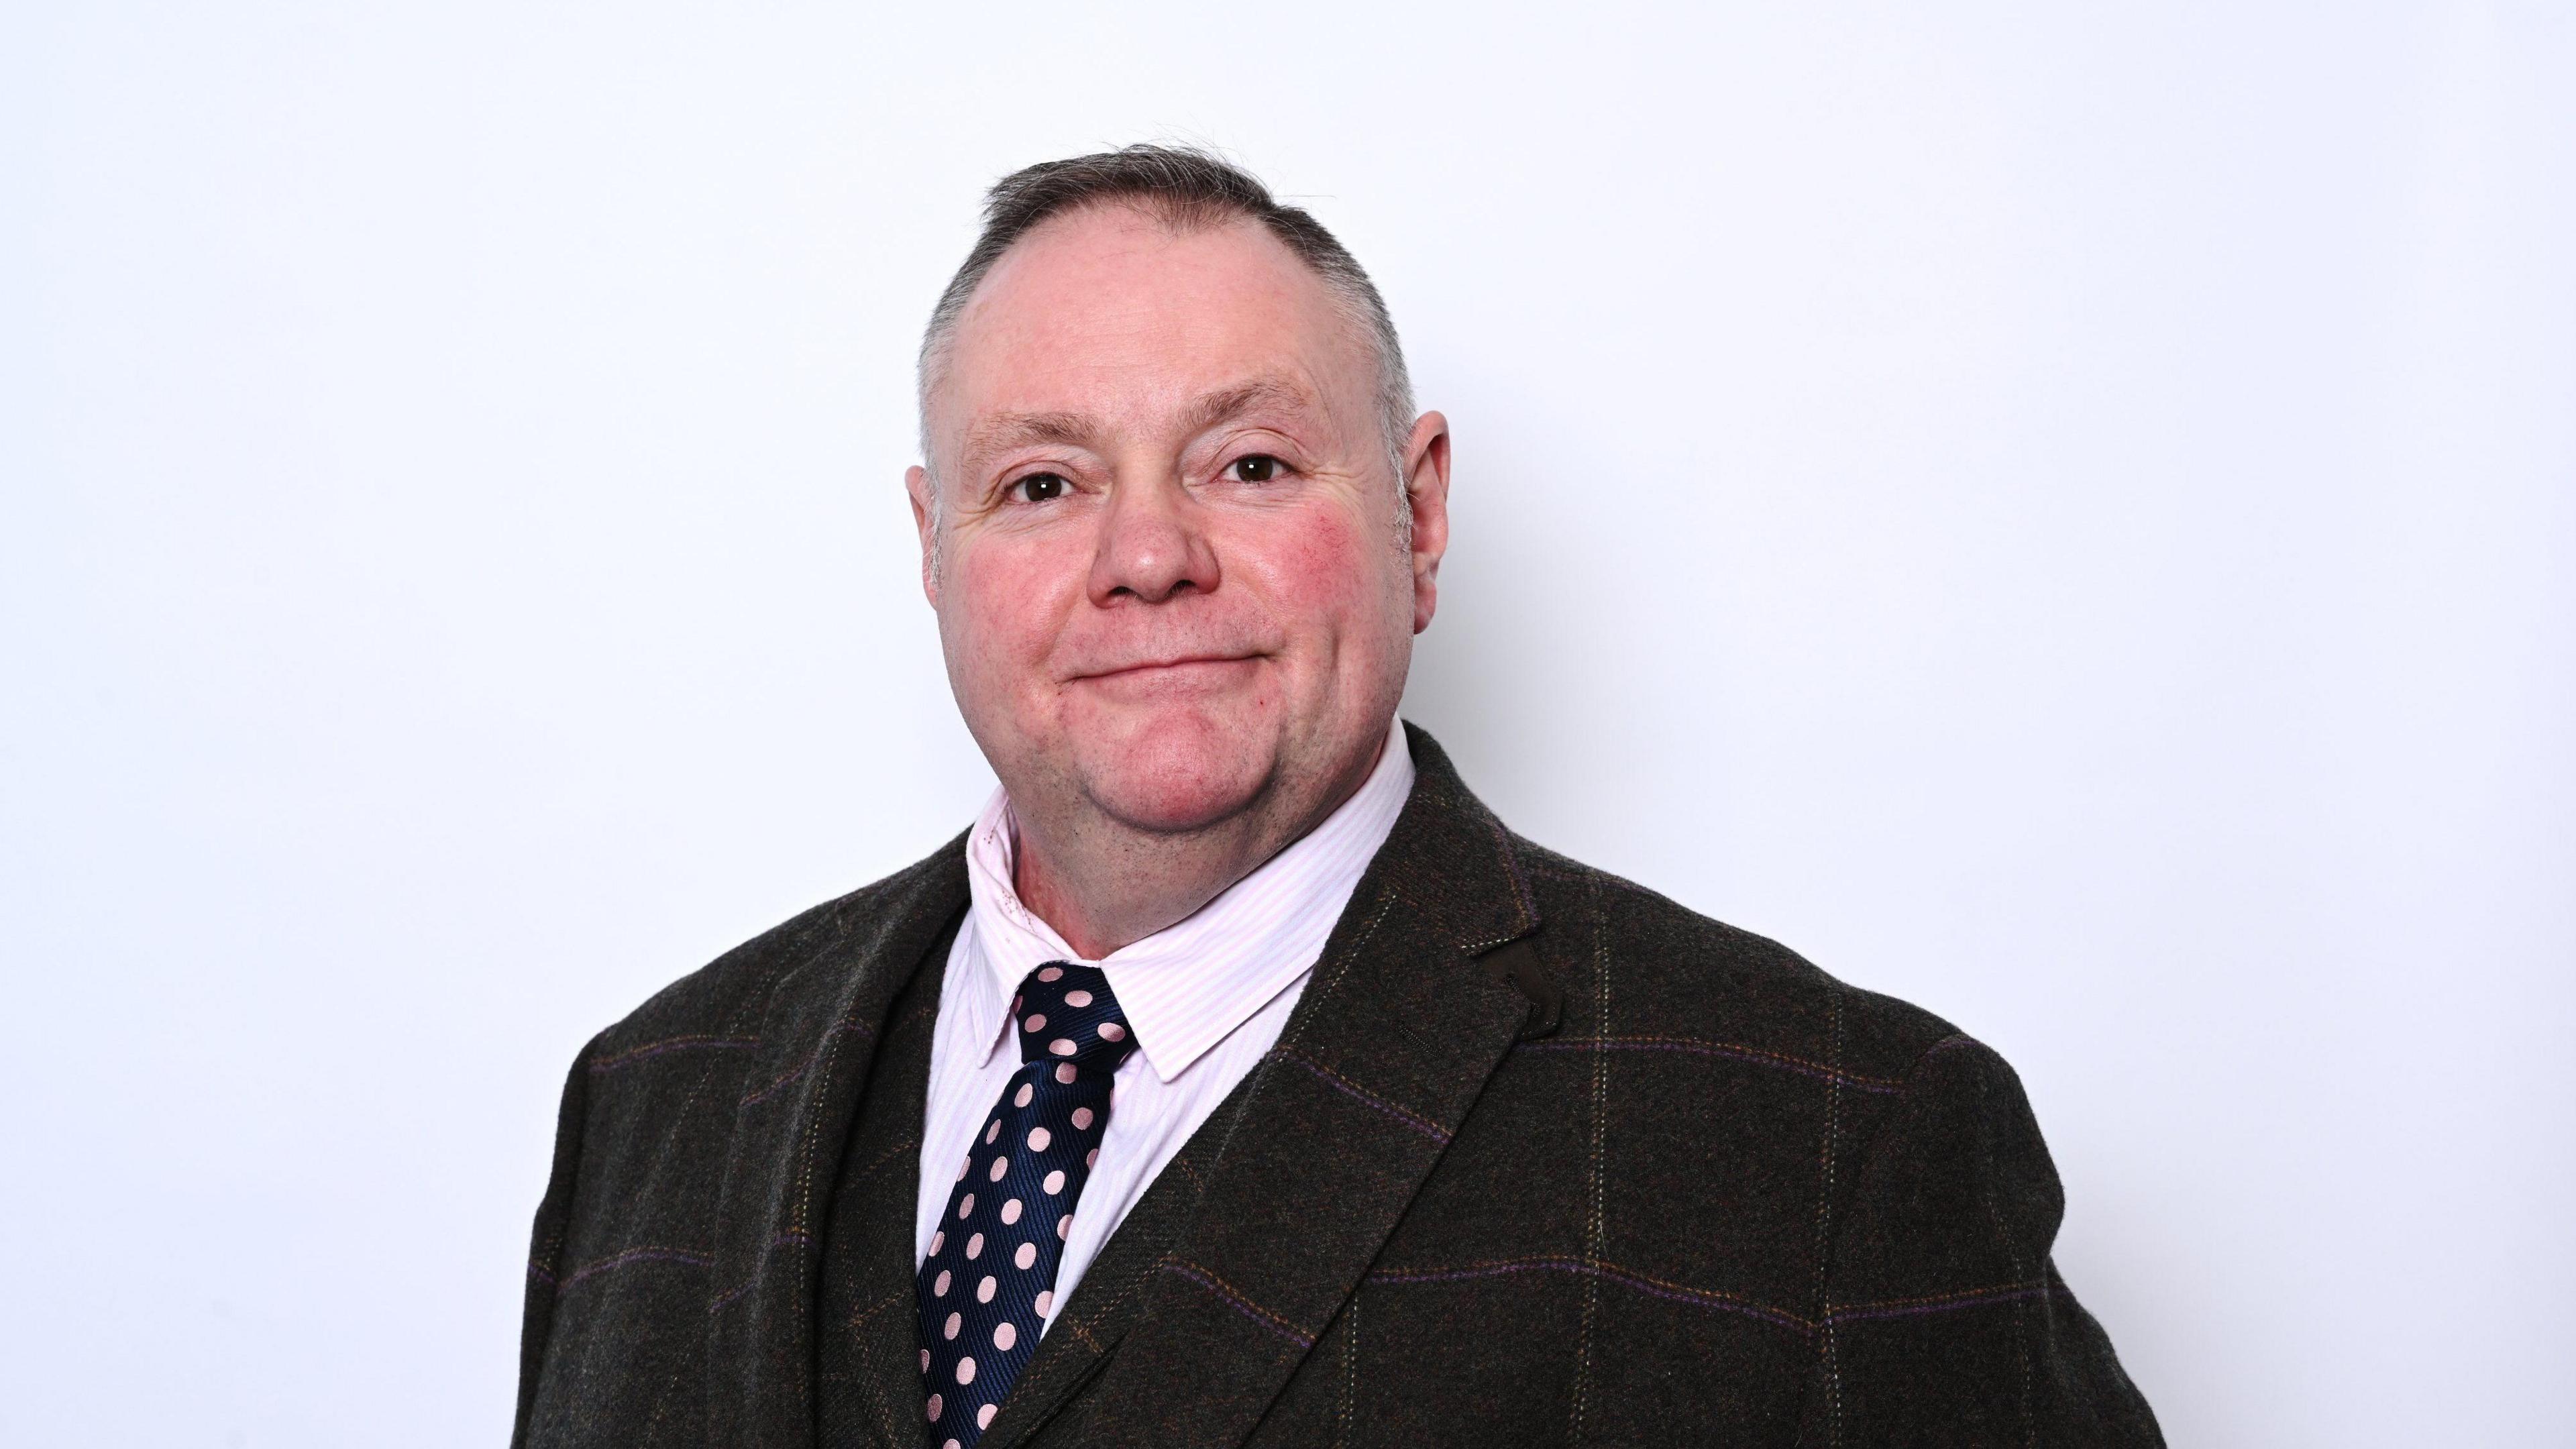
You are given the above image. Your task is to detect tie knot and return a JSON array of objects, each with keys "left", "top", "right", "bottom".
[{"left": 1011, "top": 963, "right": 1136, "bottom": 1070}]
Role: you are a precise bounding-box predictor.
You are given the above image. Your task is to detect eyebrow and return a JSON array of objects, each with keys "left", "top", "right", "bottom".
[
  {"left": 961, "top": 409, "right": 1095, "bottom": 466},
  {"left": 957, "top": 376, "right": 1324, "bottom": 474},
  {"left": 1179, "top": 376, "right": 1322, "bottom": 433}
]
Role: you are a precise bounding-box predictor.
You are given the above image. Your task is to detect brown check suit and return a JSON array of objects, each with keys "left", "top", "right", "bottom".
[{"left": 515, "top": 725, "right": 2163, "bottom": 1447}]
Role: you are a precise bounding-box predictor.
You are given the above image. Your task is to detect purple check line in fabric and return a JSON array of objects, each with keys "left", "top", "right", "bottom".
[{"left": 916, "top": 963, "right": 1135, "bottom": 1449}]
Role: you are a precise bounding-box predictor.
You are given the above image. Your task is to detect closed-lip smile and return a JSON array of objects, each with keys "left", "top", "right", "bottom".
[{"left": 1073, "top": 653, "right": 1258, "bottom": 682}]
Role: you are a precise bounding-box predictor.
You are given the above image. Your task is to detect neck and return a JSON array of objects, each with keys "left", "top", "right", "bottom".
[{"left": 1008, "top": 733, "right": 1388, "bottom": 960}]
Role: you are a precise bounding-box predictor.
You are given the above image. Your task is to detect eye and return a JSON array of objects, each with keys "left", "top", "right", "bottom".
[
  {"left": 1227, "top": 454, "right": 1283, "bottom": 484},
  {"left": 1010, "top": 471, "right": 1069, "bottom": 503}
]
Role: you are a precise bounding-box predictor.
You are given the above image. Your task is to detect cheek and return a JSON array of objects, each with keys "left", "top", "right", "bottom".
[
  {"left": 1241, "top": 504, "right": 1400, "bottom": 641},
  {"left": 945, "top": 540, "right": 1071, "bottom": 673}
]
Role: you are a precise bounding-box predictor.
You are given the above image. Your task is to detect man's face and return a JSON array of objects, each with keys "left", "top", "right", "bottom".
[{"left": 912, "top": 205, "right": 1448, "bottom": 839}]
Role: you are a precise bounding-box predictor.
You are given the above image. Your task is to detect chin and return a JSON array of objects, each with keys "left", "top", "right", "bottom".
[{"left": 1073, "top": 707, "right": 1279, "bottom": 834}]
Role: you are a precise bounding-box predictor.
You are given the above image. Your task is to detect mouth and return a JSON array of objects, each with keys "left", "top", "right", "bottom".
[{"left": 1070, "top": 653, "right": 1262, "bottom": 686}]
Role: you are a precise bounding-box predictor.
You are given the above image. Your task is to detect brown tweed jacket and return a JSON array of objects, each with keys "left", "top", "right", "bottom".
[{"left": 515, "top": 725, "right": 2162, "bottom": 1447}]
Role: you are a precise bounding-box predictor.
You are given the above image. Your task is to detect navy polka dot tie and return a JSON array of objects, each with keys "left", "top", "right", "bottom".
[{"left": 916, "top": 963, "right": 1136, "bottom": 1448}]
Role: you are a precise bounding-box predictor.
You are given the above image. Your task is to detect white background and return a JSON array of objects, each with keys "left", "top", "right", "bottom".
[{"left": 5, "top": 3, "right": 2571, "bottom": 1445}]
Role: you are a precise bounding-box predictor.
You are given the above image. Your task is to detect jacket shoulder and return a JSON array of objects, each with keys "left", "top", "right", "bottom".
[
  {"left": 1513, "top": 835, "right": 1965, "bottom": 1082},
  {"left": 582, "top": 835, "right": 967, "bottom": 1064}
]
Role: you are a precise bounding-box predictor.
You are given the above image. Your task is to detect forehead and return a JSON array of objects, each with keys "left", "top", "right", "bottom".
[{"left": 932, "top": 205, "right": 1377, "bottom": 455}]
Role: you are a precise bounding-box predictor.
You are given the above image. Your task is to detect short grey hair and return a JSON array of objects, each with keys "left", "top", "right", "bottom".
[{"left": 916, "top": 144, "right": 1417, "bottom": 535}]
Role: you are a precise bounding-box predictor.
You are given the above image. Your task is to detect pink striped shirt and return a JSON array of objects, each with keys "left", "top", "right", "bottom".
[{"left": 914, "top": 718, "right": 1415, "bottom": 1331}]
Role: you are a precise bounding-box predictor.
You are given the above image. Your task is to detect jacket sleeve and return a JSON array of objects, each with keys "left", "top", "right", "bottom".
[
  {"left": 512, "top": 1035, "right": 600, "bottom": 1448},
  {"left": 1796, "top": 1036, "right": 2164, "bottom": 1448}
]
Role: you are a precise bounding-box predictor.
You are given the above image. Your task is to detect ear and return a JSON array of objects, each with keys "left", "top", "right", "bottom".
[
  {"left": 906, "top": 464, "right": 940, "bottom": 605},
  {"left": 1401, "top": 411, "right": 1452, "bottom": 634}
]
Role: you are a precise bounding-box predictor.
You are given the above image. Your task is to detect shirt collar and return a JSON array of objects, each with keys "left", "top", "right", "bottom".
[{"left": 959, "top": 717, "right": 1415, "bottom": 1083}]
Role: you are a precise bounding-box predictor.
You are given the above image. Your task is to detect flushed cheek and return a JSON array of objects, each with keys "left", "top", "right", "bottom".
[
  {"left": 1232, "top": 506, "right": 1391, "bottom": 666},
  {"left": 944, "top": 545, "right": 1081, "bottom": 711}
]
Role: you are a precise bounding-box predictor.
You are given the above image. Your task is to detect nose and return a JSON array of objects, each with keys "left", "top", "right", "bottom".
[{"left": 1087, "top": 476, "right": 1220, "bottom": 606}]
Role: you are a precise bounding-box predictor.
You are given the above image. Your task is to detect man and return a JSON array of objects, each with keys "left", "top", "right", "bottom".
[{"left": 513, "top": 146, "right": 2162, "bottom": 1448}]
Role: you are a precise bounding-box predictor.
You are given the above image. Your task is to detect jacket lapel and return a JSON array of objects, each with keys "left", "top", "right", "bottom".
[
  {"left": 704, "top": 839, "right": 969, "bottom": 1449},
  {"left": 823, "top": 920, "right": 958, "bottom": 1448},
  {"left": 991, "top": 724, "right": 1546, "bottom": 1448}
]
